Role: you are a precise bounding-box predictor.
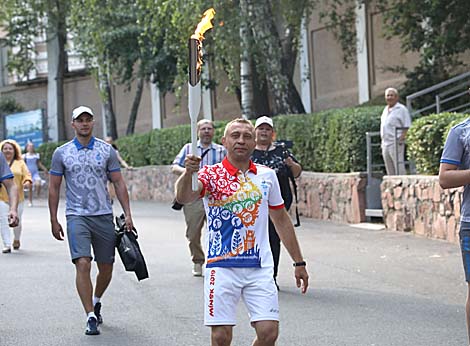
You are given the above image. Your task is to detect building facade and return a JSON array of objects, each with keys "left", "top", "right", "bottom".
[{"left": 0, "top": 2, "right": 454, "bottom": 141}]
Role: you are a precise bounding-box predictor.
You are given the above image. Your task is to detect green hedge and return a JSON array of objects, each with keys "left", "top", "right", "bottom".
[
  {"left": 273, "top": 106, "right": 383, "bottom": 172},
  {"left": 114, "top": 106, "right": 383, "bottom": 173},
  {"left": 406, "top": 112, "right": 469, "bottom": 175},
  {"left": 34, "top": 106, "right": 385, "bottom": 173},
  {"left": 36, "top": 141, "right": 66, "bottom": 169}
]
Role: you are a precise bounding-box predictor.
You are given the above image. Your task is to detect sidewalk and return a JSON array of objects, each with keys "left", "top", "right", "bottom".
[{"left": 0, "top": 199, "right": 466, "bottom": 345}]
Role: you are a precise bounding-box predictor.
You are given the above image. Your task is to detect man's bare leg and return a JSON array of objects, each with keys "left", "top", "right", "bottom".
[
  {"left": 211, "top": 325, "right": 233, "bottom": 346},
  {"left": 75, "top": 257, "right": 93, "bottom": 313},
  {"left": 252, "top": 321, "right": 279, "bottom": 346}
]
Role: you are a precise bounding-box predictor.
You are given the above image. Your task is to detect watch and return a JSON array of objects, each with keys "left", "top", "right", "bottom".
[{"left": 293, "top": 261, "right": 307, "bottom": 267}]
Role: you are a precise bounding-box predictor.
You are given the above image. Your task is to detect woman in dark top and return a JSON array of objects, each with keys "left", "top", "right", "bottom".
[{"left": 252, "top": 116, "right": 302, "bottom": 290}]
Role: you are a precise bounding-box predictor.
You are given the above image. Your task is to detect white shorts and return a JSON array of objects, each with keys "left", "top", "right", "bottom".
[{"left": 204, "top": 266, "right": 279, "bottom": 326}]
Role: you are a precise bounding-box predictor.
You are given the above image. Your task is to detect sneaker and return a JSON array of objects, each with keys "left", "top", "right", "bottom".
[
  {"left": 2, "top": 247, "right": 11, "bottom": 254},
  {"left": 85, "top": 316, "right": 100, "bottom": 335},
  {"left": 192, "top": 263, "right": 203, "bottom": 277},
  {"left": 94, "top": 302, "right": 103, "bottom": 325}
]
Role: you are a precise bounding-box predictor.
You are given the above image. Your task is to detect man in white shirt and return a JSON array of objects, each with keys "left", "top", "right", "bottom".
[
  {"left": 380, "top": 87, "right": 412, "bottom": 175},
  {"left": 175, "top": 118, "right": 308, "bottom": 346}
]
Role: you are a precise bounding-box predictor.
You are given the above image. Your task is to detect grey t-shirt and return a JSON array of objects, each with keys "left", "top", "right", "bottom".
[
  {"left": 50, "top": 137, "right": 121, "bottom": 216},
  {"left": 441, "top": 118, "right": 470, "bottom": 222},
  {"left": 0, "top": 153, "right": 14, "bottom": 182}
]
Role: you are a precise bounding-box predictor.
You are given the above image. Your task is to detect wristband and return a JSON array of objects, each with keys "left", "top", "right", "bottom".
[{"left": 293, "top": 261, "right": 306, "bottom": 267}]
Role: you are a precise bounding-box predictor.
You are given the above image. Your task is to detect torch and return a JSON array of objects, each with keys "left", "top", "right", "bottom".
[{"left": 189, "top": 8, "right": 215, "bottom": 191}]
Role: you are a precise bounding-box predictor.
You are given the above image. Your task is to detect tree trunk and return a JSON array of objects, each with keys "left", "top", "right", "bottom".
[
  {"left": 46, "top": 0, "right": 68, "bottom": 141},
  {"left": 126, "top": 77, "right": 144, "bottom": 135},
  {"left": 240, "top": 0, "right": 305, "bottom": 115},
  {"left": 240, "top": 19, "right": 254, "bottom": 119},
  {"left": 251, "top": 65, "right": 271, "bottom": 116},
  {"left": 55, "top": 0, "right": 67, "bottom": 141},
  {"left": 98, "top": 64, "right": 118, "bottom": 139}
]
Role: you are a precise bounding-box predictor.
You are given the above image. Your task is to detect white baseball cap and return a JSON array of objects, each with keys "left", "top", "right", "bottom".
[
  {"left": 254, "top": 116, "right": 273, "bottom": 129},
  {"left": 72, "top": 106, "right": 94, "bottom": 120}
]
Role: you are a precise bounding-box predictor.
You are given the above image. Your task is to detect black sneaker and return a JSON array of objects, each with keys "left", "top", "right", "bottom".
[
  {"left": 94, "top": 302, "right": 103, "bottom": 325},
  {"left": 85, "top": 316, "right": 100, "bottom": 335}
]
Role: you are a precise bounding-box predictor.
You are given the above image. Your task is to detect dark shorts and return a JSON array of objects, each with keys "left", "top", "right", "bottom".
[
  {"left": 459, "top": 222, "right": 470, "bottom": 282},
  {"left": 66, "top": 214, "right": 116, "bottom": 264}
]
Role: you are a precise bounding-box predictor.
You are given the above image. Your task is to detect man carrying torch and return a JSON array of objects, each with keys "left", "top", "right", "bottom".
[{"left": 176, "top": 120, "right": 309, "bottom": 346}]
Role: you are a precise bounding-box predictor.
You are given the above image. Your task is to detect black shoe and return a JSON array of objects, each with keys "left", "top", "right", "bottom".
[
  {"left": 94, "top": 302, "right": 103, "bottom": 325},
  {"left": 85, "top": 317, "right": 100, "bottom": 335}
]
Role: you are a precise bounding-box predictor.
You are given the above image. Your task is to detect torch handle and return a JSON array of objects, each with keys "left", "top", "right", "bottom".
[
  {"left": 188, "top": 81, "right": 202, "bottom": 192},
  {"left": 191, "top": 118, "right": 198, "bottom": 191}
]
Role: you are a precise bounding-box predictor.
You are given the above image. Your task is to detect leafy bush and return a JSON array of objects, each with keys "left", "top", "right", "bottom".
[
  {"left": 149, "top": 125, "right": 191, "bottom": 165},
  {"left": 406, "top": 112, "right": 468, "bottom": 175},
  {"left": 36, "top": 141, "right": 66, "bottom": 169},
  {"left": 273, "top": 106, "right": 383, "bottom": 172},
  {"left": 443, "top": 114, "right": 469, "bottom": 142},
  {"left": 115, "top": 132, "right": 151, "bottom": 167},
  {"left": 0, "top": 96, "right": 23, "bottom": 115},
  {"left": 112, "top": 107, "right": 383, "bottom": 173},
  {"left": 116, "top": 121, "right": 228, "bottom": 167}
]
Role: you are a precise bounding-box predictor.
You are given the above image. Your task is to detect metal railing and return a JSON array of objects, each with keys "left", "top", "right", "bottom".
[
  {"left": 365, "top": 131, "right": 384, "bottom": 217},
  {"left": 366, "top": 131, "right": 383, "bottom": 180},
  {"left": 406, "top": 71, "right": 470, "bottom": 117},
  {"left": 394, "top": 127, "right": 415, "bottom": 175},
  {"left": 365, "top": 130, "right": 414, "bottom": 218}
]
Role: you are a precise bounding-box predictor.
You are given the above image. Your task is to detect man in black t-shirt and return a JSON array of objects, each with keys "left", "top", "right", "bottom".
[{"left": 252, "top": 116, "right": 302, "bottom": 289}]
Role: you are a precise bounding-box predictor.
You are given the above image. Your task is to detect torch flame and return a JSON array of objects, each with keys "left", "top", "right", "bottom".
[
  {"left": 189, "top": 8, "right": 216, "bottom": 82},
  {"left": 191, "top": 8, "right": 216, "bottom": 41}
]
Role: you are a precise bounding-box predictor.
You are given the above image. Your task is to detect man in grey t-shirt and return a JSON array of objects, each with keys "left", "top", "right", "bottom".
[
  {"left": 440, "top": 118, "right": 470, "bottom": 345},
  {"left": 48, "top": 106, "right": 134, "bottom": 336}
]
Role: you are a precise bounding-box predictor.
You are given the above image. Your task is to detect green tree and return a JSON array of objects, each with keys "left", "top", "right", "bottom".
[
  {"left": 1, "top": 0, "right": 68, "bottom": 140},
  {"left": 138, "top": 0, "right": 313, "bottom": 117},
  {"left": 70, "top": 0, "right": 185, "bottom": 136},
  {"left": 319, "top": 0, "right": 470, "bottom": 98},
  {"left": 86, "top": 2, "right": 157, "bottom": 135},
  {"left": 240, "top": 0, "right": 310, "bottom": 115},
  {"left": 69, "top": 0, "right": 119, "bottom": 138}
]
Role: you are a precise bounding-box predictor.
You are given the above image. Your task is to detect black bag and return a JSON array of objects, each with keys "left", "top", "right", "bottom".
[
  {"left": 115, "top": 214, "right": 149, "bottom": 281},
  {"left": 171, "top": 198, "right": 184, "bottom": 210}
]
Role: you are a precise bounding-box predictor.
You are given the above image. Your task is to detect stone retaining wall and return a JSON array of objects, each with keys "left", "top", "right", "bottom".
[
  {"left": 123, "top": 166, "right": 176, "bottom": 203},
  {"left": 121, "top": 167, "right": 367, "bottom": 224},
  {"left": 34, "top": 167, "right": 368, "bottom": 225},
  {"left": 295, "top": 172, "right": 367, "bottom": 224},
  {"left": 381, "top": 175, "right": 461, "bottom": 243}
]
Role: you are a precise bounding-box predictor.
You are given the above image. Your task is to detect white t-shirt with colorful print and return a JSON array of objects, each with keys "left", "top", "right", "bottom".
[{"left": 198, "top": 157, "right": 284, "bottom": 269}]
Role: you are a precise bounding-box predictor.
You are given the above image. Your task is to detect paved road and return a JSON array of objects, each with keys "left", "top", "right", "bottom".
[{"left": 0, "top": 200, "right": 467, "bottom": 346}]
